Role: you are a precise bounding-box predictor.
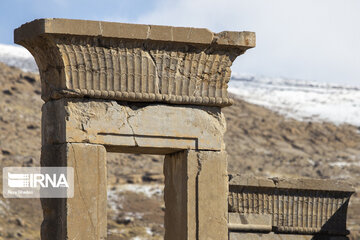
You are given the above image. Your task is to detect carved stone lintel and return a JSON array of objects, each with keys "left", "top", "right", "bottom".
[
  {"left": 15, "top": 18, "right": 255, "bottom": 106},
  {"left": 41, "top": 99, "right": 226, "bottom": 153}
]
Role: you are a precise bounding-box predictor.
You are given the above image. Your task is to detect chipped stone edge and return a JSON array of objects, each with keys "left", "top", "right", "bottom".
[
  {"left": 229, "top": 175, "right": 355, "bottom": 193},
  {"left": 14, "top": 18, "right": 256, "bottom": 48}
]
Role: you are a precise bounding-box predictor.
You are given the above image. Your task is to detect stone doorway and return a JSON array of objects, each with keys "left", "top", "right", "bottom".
[
  {"left": 40, "top": 98, "right": 229, "bottom": 240},
  {"left": 14, "top": 18, "right": 255, "bottom": 240}
]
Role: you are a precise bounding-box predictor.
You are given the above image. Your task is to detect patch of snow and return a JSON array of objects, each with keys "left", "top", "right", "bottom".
[
  {"left": 0, "top": 199, "right": 10, "bottom": 216},
  {"left": 229, "top": 74, "right": 360, "bottom": 126},
  {"left": 111, "top": 184, "right": 163, "bottom": 198},
  {"left": 125, "top": 211, "right": 144, "bottom": 220},
  {"left": 107, "top": 184, "right": 163, "bottom": 217},
  {"left": 107, "top": 187, "right": 124, "bottom": 212},
  {"left": 131, "top": 237, "right": 145, "bottom": 240},
  {"left": 329, "top": 161, "right": 360, "bottom": 167},
  {"left": 0, "top": 43, "right": 38, "bottom": 73},
  {"left": 307, "top": 158, "right": 315, "bottom": 166},
  {"left": 108, "top": 228, "right": 126, "bottom": 235},
  {"left": 145, "top": 227, "right": 153, "bottom": 236}
]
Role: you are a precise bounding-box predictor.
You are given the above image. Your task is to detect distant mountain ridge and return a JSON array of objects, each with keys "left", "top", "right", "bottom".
[
  {"left": 229, "top": 74, "right": 360, "bottom": 126},
  {"left": 231, "top": 72, "right": 360, "bottom": 90},
  {"left": 0, "top": 44, "right": 37, "bottom": 73}
]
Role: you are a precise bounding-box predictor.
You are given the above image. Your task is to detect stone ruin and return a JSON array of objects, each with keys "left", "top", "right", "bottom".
[
  {"left": 228, "top": 176, "right": 354, "bottom": 240},
  {"left": 14, "top": 18, "right": 354, "bottom": 240}
]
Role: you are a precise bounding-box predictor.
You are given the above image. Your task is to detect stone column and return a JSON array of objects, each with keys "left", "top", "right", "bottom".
[
  {"left": 41, "top": 143, "right": 107, "bottom": 240},
  {"left": 164, "top": 150, "right": 228, "bottom": 240}
]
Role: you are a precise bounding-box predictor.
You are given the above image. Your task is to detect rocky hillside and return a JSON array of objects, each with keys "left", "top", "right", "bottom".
[{"left": 0, "top": 62, "right": 359, "bottom": 239}]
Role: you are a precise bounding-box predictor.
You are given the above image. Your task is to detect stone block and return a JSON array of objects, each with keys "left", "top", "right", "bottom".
[
  {"left": 41, "top": 143, "right": 107, "bottom": 240},
  {"left": 228, "top": 213, "right": 272, "bottom": 232},
  {"left": 197, "top": 151, "right": 228, "bottom": 240},
  {"left": 42, "top": 99, "right": 226, "bottom": 153},
  {"left": 229, "top": 175, "right": 355, "bottom": 192}
]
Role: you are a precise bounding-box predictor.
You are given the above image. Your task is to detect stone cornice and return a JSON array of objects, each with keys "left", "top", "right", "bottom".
[
  {"left": 15, "top": 18, "right": 255, "bottom": 48},
  {"left": 229, "top": 175, "right": 355, "bottom": 192},
  {"left": 15, "top": 18, "right": 255, "bottom": 106}
]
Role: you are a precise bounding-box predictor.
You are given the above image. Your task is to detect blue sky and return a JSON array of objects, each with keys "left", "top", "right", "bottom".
[
  {"left": 0, "top": 0, "right": 156, "bottom": 44},
  {"left": 1, "top": 0, "right": 359, "bottom": 86}
]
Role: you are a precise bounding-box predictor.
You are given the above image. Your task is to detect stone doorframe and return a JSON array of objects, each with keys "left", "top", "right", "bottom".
[{"left": 14, "top": 18, "right": 255, "bottom": 240}]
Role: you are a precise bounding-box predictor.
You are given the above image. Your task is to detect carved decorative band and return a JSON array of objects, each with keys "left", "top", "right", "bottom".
[
  {"left": 276, "top": 226, "right": 322, "bottom": 234},
  {"left": 51, "top": 89, "right": 233, "bottom": 106},
  {"left": 56, "top": 38, "right": 234, "bottom": 106},
  {"left": 25, "top": 35, "right": 240, "bottom": 106},
  {"left": 276, "top": 226, "right": 348, "bottom": 235}
]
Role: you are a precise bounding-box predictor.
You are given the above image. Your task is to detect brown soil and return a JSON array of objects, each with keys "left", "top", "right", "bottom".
[{"left": 0, "top": 62, "right": 359, "bottom": 239}]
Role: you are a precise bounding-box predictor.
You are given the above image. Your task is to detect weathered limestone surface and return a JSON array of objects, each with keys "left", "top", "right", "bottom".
[
  {"left": 42, "top": 98, "right": 226, "bottom": 153},
  {"left": 228, "top": 175, "right": 355, "bottom": 238},
  {"left": 230, "top": 232, "right": 349, "bottom": 240},
  {"left": 229, "top": 174, "right": 355, "bottom": 192},
  {"left": 14, "top": 18, "right": 255, "bottom": 106},
  {"left": 41, "top": 143, "right": 107, "bottom": 240},
  {"left": 228, "top": 213, "right": 272, "bottom": 232},
  {"left": 197, "top": 151, "right": 228, "bottom": 240},
  {"left": 164, "top": 150, "right": 228, "bottom": 240},
  {"left": 164, "top": 151, "right": 197, "bottom": 240}
]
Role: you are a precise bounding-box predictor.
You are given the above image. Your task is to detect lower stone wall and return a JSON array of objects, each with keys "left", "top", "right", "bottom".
[
  {"left": 230, "top": 232, "right": 349, "bottom": 240},
  {"left": 228, "top": 175, "right": 355, "bottom": 239}
]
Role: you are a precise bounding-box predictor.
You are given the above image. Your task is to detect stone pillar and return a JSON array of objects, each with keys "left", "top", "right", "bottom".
[
  {"left": 41, "top": 143, "right": 107, "bottom": 240},
  {"left": 197, "top": 151, "right": 228, "bottom": 240},
  {"left": 164, "top": 150, "right": 228, "bottom": 240}
]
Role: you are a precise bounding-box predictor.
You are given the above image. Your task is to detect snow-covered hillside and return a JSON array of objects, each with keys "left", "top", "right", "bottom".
[
  {"left": 0, "top": 44, "right": 38, "bottom": 73},
  {"left": 229, "top": 74, "right": 360, "bottom": 127},
  {"left": 1, "top": 43, "right": 359, "bottom": 126}
]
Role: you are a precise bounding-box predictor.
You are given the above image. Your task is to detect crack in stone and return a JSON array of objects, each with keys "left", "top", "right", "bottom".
[
  {"left": 123, "top": 107, "right": 139, "bottom": 147},
  {"left": 146, "top": 50, "right": 162, "bottom": 94},
  {"left": 170, "top": 27, "right": 174, "bottom": 41},
  {"left": 204, "top": 108, "right": 224, "bottom": 126},
  {"left": 146, "top": 25, "right": 151, "bottom": 39},
  {"left": 99, "top": 22, "right": 103, "bottom": 36},
  {"left": 196, "top": 152, "right": 203, "bottom": 174},
  {"left": 195, "top": 152, "right": 202, "bottom": 240},
  {"left": 80, "top": 124, "right": 87, "bottom": 135},
  {"left": 187, "top": 28, "right": 193, "bottom": 40},
  {"left": 71, "top": 145, "right": 97, "bottom": 236},
  {"left": 271, "top": 177, "right": 280, "bottom": 186}
]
